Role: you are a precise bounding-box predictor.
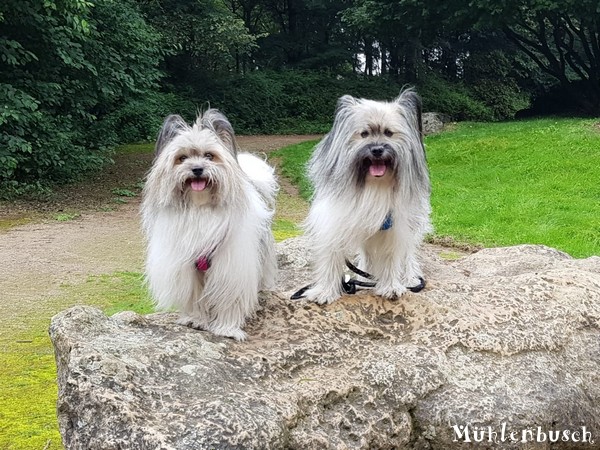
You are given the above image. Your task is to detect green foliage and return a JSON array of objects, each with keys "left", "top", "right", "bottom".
[
  {"left": 53, "top": 212, "right": 80, "bottom": 221},
  {"left": 142, "top": 0, "right": 258, "bottom": 77},
  {"left": 471, "top": 79, "right": 530, "bottom": 121},
  {"left": 111, "top": 188, "right": 136, "bottom": 197},
  {"left": 88, "top": 91, "right": 196, "bottom": 146},
  {"left": 275, "top": 119, "right": 600, "bottom": 258},
  {"left": 419, "top": 75, "right": 494, "bottom": 121},
  {"left": 198, "top": 70, "right": 529, "bottom": 134},
  {"left": 2, "top": 0, "right": 598, "bottom": 197},
  {"left": 200, "top": 71, "right": 403, "bottom": 133},
  {"left": 473, "top": 0, "right": 600, "bottom": 112},
  {"left": 0, "top": 0, "right": 163, "bottom": 197},
  {"left": 461, "top": 42, "right": 533, "bottom": 120}
]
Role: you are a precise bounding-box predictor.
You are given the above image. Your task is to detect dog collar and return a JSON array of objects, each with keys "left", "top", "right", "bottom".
[{"left": 380, "top": 212, "right": 393, "bottom": 230}]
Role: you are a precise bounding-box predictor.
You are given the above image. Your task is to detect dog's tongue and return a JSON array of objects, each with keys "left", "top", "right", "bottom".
[
  {"left": 369, "top": 162, "right": 387, "bottom": 177},
  {"left": 191, "top": 179, "right": 207, "bottom": 191}
]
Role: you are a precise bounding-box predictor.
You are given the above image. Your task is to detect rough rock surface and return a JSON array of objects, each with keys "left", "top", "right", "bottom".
[
  {"left": 422, "top": 112, "right": 447, "bottom": 135},
  {"left": 50, "top": 238, "right": 600, "bottom": 449}
]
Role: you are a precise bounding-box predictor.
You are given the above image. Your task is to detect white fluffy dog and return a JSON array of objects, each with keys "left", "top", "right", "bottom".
[
  {"left": 141, "top": 110, "right": 277, "bottom": 340},
  {"left": 303, "top": 89, "right": 432, "bottom": 304}
]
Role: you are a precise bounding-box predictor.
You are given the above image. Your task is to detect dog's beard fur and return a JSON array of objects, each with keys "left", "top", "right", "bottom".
[
  {"left": 141, "top": 110, "right": 278, "bottom": 340},
  {"left": 304, "top": 89, "right": 432, "bottom": 304}
]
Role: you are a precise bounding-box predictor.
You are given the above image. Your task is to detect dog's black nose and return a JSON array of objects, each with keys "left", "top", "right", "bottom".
[
  {"left": 192, "top": 167, "right": 204, "bottom": 177},
  {"left": 371, "top": 146, "right": 384, "bottom": 157}
]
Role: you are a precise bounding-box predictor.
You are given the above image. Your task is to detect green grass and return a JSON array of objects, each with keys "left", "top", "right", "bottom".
[
  {"left": 0, "top": 272, "right": 152, "bottom": 450},
  {"left": 53, "top": 212, "right": 80, "bottom": 222},
  {"left": 72, "top": 272, "right": 154, "bottom": 316},
  {"left": 116, "top": 142, "right": 154, "bottom": 154},
  {"left": 273, "top": 218, "right": 301, "bottom": 241},
  {"left": 274, "top": 118, "right": 600, "bottom": 257},
  {"left": 270, "top": 140, "right": 319, "bottom": 200},
  {"left": 110, "top": 188, "right": 137, "bottom": 197},
  {"left": 428, "top": 118, "right": 600, "bottom": 257},
  {"left": 0, "top": 334, "right": 60, "bottom": 450},
  {"left": 0, "top": 217, "right": 35, "bottom": 232}
]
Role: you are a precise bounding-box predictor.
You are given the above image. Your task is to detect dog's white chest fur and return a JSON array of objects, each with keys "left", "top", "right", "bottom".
[{"left": 146, "top": 207, "right": 229, "bottom": 265}]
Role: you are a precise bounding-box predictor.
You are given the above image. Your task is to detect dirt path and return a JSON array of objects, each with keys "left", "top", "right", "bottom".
[{"left": 0, "top": 135, "right": 319, "bottom": 336}]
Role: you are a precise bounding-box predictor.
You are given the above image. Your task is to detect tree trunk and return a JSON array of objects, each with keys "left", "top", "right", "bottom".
[
  {"left": 380, "top": 43, "right": 387, "bottom": 75},
  {"left": 364, "top": 38, "right": 373, "bottom": 76},
  {"left": 404, "top": 39, "right": 422, "bottom": 82},
  {"left": 389, "top": 43, "right": 399, "bottom": 78}
]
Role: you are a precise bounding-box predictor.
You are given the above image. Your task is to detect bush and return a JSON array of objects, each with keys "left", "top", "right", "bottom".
[
  {"left": 0, "top": 0, "right": 163, "bottom": 197},
  {"left": 0, "top": 84, "right": 109, "bottom": 198},
  {"left": 461, "top": 47, "right": 532, "bottom": 120},
  {"left": 88, "top": 91, "right": 197, "bottom": 147},
  {"left": 419, "top": 74, "right": 495, "bottom": 121},
  {"left": 471, "top": 79, "right": 530, "bottom": 120},
  {"left": 198, "top": 71, "right": 407, "bottom": 134},
  {"left": 183, "top": 71, "right": 510, "bottom": 134},
  {"left": 527, "top": 80, "right": 598, "bottom": 117}
]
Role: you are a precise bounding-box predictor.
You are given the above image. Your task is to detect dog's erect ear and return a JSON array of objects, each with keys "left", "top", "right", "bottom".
[
  {"left": 336, "top": 94, "right": 358, "bottom": 112},
  {"left": 308, "top": 94, "right": 358, "bottom": 180},
  {"left": 396, "top": 88, "right": 423, "bottom": 142},
  {"left": 155, "top": 115, "right": 188, "bottom": 157},
  {"left": 198, "top": 109, "right": 239, "bottom": 155}
]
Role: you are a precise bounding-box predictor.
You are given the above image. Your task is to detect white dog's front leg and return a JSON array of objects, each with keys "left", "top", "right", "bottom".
[
  {"left": 373, "top": 250, "right": 407, "bottom": 300},
  {"left": 376, "top": 232, "right": 424, "bottom": 299},
  {"left": 305, "top": 248, "right": 346, "bottom": 305},
  {"left": 363, "top": 232, "right": 410, "bottom": 300},
  {"left": 374, "top": 264, "right": 408, "bottom": 300}
]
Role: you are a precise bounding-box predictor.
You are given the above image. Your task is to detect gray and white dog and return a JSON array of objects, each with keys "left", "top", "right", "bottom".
[
  {"left": 303, "top": 89, "right": 432, "bottom": 304},
  {"left": 141, "top": 110, "right": 278, "bottom": 340}
]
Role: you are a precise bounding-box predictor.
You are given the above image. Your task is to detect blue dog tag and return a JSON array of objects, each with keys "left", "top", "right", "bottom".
[{"left": 380, "top": 213, "right": 393, "bottom": 230}]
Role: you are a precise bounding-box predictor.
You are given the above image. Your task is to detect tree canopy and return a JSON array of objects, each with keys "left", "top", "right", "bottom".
[{"left": 1, "top": 0, "right": 599, "bottom": 194}]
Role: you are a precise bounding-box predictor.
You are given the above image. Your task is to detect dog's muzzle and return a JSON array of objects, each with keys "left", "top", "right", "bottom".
[
  {"left": 356, "top": 143, "right": 396, "bottom": 181},
  {"left": 187, "top": 166, "right": 208, "bottom": 192}
]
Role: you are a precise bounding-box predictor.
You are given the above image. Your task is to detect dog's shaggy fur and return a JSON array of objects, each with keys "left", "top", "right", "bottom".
[
  {"left": 141, "top": 110, "right": 277, "bottom": 340},
  {"left": 303, "top": 89, "right": 432, "bottom": 304}
]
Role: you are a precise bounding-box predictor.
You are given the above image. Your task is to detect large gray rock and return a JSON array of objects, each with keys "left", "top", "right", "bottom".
[
  {"left": 422, "top": 112, "right": 448, "bottom": 135},
  {"left": 50, "top": 239, "right": 600, "bottom": 449}
]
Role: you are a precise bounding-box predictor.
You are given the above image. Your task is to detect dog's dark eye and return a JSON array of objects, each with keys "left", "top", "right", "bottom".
[
  {"left": 205, "top": 152, "right": 214, "bottom": 160},
  {"left": 178, "top": 155, "right": 188, "bottom": 163},
  {"left": 360, "top": 131, "right": 369, "bottom": 138},
  {"left": 384, "top": 129, "right": 394, "bottom": 137}
]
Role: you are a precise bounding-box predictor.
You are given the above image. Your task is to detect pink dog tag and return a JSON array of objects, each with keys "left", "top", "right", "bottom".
[{"left": 196, "top": 257, "right": 210, "bottom": 272}]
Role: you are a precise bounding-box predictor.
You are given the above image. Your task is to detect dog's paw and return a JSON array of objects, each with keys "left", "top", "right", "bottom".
[
  {"left": 375, "top": 283, "right": 408, "bottom": 301},
  {"left": 405, "top": 275, "right": 423, "bottom": 287},
  {"left": 211, "top": 327, "right": 247, "bottom": 341},
  {"left": 304, "top": 286, "right": 341, "bottom": 305},
  {"left": 177, "top": 315, "right": 209, "bottom": 330},
  {"left": 179, "top": 316, "right": 248, "bottom": 341}
]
